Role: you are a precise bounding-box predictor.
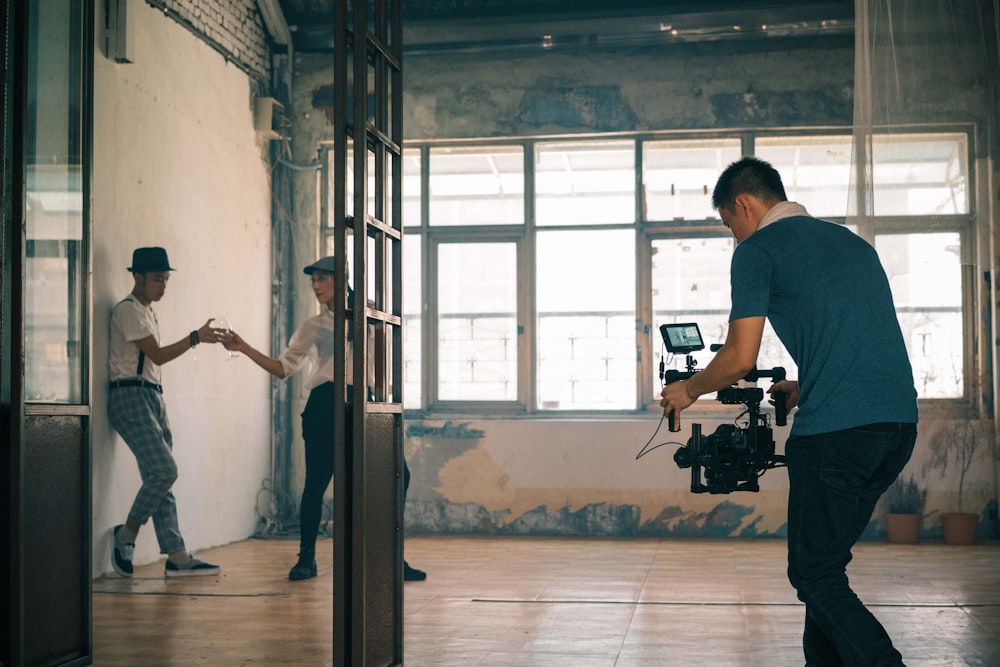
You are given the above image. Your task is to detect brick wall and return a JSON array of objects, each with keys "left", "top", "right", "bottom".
[{"left": 147, "top": 0, "right": 271, "bottom": 82}]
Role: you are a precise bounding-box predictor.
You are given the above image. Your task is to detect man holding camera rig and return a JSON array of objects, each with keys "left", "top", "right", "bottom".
[{"left": 659, "top": 157, "right": 918, "bottom": 666}]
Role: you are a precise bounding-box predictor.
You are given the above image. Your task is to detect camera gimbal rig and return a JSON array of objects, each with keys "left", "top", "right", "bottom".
[{"left": 659, "top": 323, "right": 788, "bottom": 494}]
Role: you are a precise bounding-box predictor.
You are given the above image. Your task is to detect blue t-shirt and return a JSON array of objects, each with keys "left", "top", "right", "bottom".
[{"left": 729, "top": 215, "right": 918, "bottom": 436}]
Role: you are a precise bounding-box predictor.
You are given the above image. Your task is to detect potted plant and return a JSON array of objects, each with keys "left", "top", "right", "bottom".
[
  {"left": 882, "top": 474, "right": 925, "bottom": 543},
  {"left": 923, "top": 421, "right": 989, "bottom": 544}
]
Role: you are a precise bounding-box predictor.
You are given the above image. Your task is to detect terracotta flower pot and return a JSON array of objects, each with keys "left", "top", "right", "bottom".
[
  {"left": 885, "top": 513, "right": 921, "bottom": 544},
  {"left": 941, "top": 512, "right": 978, "bottom": 545}
]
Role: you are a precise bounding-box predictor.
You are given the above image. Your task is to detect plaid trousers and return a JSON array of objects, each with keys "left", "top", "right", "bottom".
[{"left": 107, "top": 386, "right": 186, "bottom": 555}]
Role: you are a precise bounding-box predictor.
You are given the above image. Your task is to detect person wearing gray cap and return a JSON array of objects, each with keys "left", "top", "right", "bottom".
[
  {"left": 108, "top": 247, "right": 226, "bottom": 578},
  {"left": 224, "top": 256, "right": 425, "bottom": 582}
]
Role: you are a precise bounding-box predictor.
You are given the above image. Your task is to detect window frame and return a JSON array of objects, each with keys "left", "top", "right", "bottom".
[{"left": 402, "top": 125, "right": 979, "bottom": 419}]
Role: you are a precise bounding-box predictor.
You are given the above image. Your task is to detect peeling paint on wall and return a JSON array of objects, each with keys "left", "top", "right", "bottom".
[
  {"left": 400, "top": 417, "right": 997, "bottom": 540},
  {"left": 710, "top": 85, "right": 852, "bottom": 126},
  {"left": 311, "top": 83, "right": 336, "bottom": 124},
  {"left": 406, "top": 421, "right": 485, "bottom": 438},
  {"left": 403, "top": 418, "right": 788, "bottom": 537},
  {"left": 518, "top": 84, "right": 637, "bottom": 132}
]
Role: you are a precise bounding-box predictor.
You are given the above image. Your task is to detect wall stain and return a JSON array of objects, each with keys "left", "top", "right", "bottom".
[
  {"left": 405, "top": 497, "right": 790, "bottom": 538},
  {"left": 711, "top": 85, "right": 852, "bottom": 126},
  {"left": 311, "top": 83, "right": 335, "bottom": 124},
  {"left": 406, "top": 420, "right": 485, "bottom": 439},
  {"left": 518, "top": 84, "right": 637, "bottom": 131}
]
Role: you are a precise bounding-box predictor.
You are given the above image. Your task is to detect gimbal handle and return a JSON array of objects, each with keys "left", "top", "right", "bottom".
[
  {"left": 662, "top": 369, "right": 696, "bottom": 432},
  {"left": 745, "top": 366, "right": 787, "bottom": 426},
  {"left": 662, "top": 365, "right": 788, "bottom": 430}
]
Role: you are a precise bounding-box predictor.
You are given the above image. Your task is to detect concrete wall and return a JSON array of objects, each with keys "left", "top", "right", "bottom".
[
  {"left": 402, "top": 416, "right": 997, "bottom": 541},
  {"left": 90, "top": 1, "right": 274, "bottom": 575},
  {"left": 289, "top": 15, "right": 998, "bottom": 541},
  {"left": 402, "top": 41, "right": 855, "bottom": 138}
]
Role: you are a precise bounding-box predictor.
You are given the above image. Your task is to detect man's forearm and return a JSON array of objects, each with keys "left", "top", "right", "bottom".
[
  {"left": 143, "top": 336, "right": 194, "bottom": 366},
  {"left": 685, "top": 346, "right": 753, "bottom": 398}
]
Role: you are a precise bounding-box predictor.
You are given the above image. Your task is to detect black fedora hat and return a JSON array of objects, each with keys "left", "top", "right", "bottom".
[{"left": 128, "top": 247, "right": 175, "bottom": 273}]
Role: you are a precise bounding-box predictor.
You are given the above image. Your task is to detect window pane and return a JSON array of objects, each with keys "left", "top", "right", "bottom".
[
  {"left": 537, "top": 230, "right": 635, "bottom": 409},
  {"left": 876, "top": 232, "right": 963, "bottom": 398},
  {"left": 25, "top": 0, "right": 84, "bottom": 403},
  {"left": 871, "top": 133, "right": 969, "bottom": 215},
  {"left": 536, "top": 141, "right": 634, "bottom": 226},
  {"left": 341, "top": 145, "right": 377, "bottom": 222},
  {"left": 651, "top": 237, "right": 796, "bottom": 395},
  {"left": 438, "top": 243, "right": 517, "bottom": 400},
  {"left": 643, "top": 139, "right": 741, "bottom": 221},
  {"left": 429, "top": 146, "right": 523, "bottom": 226},
  {"left": 755, "top": 135, "right": 853, "bottom": 218},
  {"left": 652, "top": 237, "right": 733, "bottom": 390},
  {"left": 403, "top": 149, "right": 421, "bottom": 228},
  {"left": 403, "top": 234, "right": 422, "bottom": 408}
]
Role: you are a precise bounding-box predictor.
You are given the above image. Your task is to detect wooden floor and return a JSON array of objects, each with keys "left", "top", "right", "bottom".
[{"left": 92, "top": 535, "right": 1000, "bottom": 666}]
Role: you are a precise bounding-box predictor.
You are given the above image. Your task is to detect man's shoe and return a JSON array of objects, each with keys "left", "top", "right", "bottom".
[
  {"left": 111, "top": 524, "right": 134, "bottom": 577},
  {"left": 288, "top": 551, "right": 317, "bottom": 581},
  {"left": 404, "top": 561, "right": 426, "bottom": 581},
  {"left": 164, "top": 554, "right": 221, "bottom": 577}
]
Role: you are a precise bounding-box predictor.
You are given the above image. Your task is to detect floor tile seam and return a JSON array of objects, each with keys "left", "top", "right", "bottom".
[
  {"left": 463, "top": 597, "right": 1000, "bottom": 609},
  {"left": 91, "top": 590, "right": 289, "bottom": 598}
]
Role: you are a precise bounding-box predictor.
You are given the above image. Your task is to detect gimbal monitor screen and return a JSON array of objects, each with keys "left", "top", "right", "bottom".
[{"left": 659, "top": 322, "right": 705, "bottom": 354}]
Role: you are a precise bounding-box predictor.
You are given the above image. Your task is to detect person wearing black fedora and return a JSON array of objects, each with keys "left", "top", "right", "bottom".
[
  {"left": 108, "top": 246, "right": 227, "bottom": 578},
  {"left": 222, "top": 255, "right": 426, "bottom": 582}
]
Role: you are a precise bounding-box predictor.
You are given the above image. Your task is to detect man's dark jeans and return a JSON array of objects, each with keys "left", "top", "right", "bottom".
[{"left": 785, "top": 422, "right": 917, "bottom": 667}]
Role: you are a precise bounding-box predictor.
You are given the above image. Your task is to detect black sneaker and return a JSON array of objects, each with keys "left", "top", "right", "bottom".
[
  {"left": 164, "top": 554, "right": 221, "bottom": 577},
  {"left": 288, "top": 552, "right": 317, "bottom": 581},
  {"left": 111, "top": 524, "right": 134, "bottom": 577},
  {"left": 404, "top": 561, "right": 426, "bottom": 581}
]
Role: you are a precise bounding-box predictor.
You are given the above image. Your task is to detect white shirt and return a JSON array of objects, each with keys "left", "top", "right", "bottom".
[
  {"left": 109, "top": 294, "right": 161, "bottom": 383},
  {"left": 279, "top": 308, "right": 363, "bottom": 391}
]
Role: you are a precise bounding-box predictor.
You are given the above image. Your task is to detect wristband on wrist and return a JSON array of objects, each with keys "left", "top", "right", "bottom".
[{"left": 190, "top": 330, "right": 199, "bottom": 348}]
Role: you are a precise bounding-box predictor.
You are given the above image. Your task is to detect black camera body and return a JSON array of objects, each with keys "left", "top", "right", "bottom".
[{"left": 659, "top": 323, "right": 787, "bottom": 494}]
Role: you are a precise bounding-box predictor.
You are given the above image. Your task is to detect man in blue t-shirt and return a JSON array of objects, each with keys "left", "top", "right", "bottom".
[{"left": 660, "top": 157, "right": 918, "bottom": 666}]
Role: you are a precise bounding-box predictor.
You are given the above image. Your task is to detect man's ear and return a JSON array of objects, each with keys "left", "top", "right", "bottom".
[{"left": 732, "top": 193, "right": 754, "bottom": 216}]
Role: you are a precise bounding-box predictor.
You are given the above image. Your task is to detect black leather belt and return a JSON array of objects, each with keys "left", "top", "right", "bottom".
[{"left": 109, "top": 379, "right": 163, "bottom": 393}]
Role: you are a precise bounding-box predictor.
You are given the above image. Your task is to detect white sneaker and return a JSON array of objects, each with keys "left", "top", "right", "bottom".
[{"left": 111, "top": 525, "right": 134, "bottom": 577}]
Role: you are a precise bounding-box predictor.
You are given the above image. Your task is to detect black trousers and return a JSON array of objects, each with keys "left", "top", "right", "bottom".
[
  {"left": 786, "top": 422, "right": 917, "bottom": 666},
  {"left": 299, "top": 382, "right": 410, "bottom": 554}
]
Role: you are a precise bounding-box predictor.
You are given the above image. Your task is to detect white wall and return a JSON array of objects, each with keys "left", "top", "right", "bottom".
[{"left": 91, "top": 2, "right": 274, "bottom": 576}]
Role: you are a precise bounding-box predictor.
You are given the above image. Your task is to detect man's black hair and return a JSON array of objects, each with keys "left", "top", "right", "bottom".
[{"left": 711, "top": 157, "right": 788, "bottom": 210}]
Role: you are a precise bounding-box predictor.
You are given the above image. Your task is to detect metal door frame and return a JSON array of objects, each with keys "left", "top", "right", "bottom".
[{"left": 330, "top": 1, "right": 405, "bottom": 664}]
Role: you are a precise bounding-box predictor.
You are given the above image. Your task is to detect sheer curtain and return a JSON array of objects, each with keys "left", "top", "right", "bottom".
[
  {"left": 850, "top": 0, "right": 998, "bottom": 404},
  {"left": 850, "top": 0, "right": 996, "bottom": 235}
]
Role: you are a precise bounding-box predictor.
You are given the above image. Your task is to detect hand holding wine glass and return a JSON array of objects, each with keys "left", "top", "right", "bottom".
[{"left": 210, "top": 317, "right": 238, "bottom": 358}]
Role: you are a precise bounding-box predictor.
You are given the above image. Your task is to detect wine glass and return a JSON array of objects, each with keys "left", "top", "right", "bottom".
[{"left": 211, "top": 317, "right": 238, "bottom": 359}]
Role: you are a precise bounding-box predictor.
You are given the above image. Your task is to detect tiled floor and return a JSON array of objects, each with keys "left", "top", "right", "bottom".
[{"left": 92, "top": 535, "right": 1000, "bottom": 666}]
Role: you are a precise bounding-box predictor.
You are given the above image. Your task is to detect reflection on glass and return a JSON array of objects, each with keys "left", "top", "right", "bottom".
[
  {"left": 643, "top": 138, "right": 741, "bottom": 221},
  {"left": 429, "top": 146, "right": 524, "bottom": 226},
  {"left": 537, "top": 230, "right": 635, "bottom": 409},
  {"left": 25, "top": 0, "right": 85, "bottom": 403},
  {"left": 535, "top": 140, "right": 634, "bottom": 226},
  {"left": 876, "top": 232, "right": 963, "bottom": 398},
  {"left": 437, "top": 243, "right": 517, "bottom": 401}
]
